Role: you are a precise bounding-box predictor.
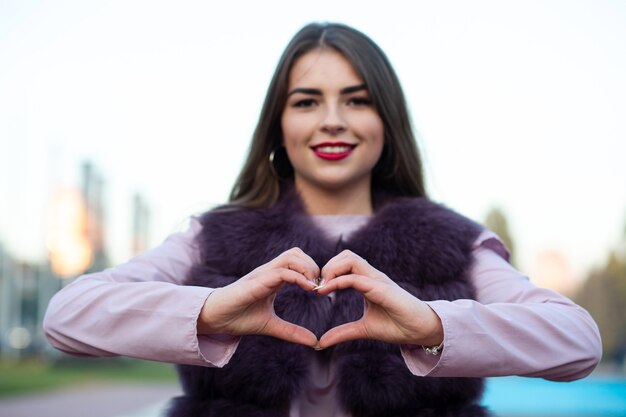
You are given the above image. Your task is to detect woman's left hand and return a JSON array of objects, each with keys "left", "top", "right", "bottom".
[{"left": 316, "top": 250, "right": 444, "bottom": 349}]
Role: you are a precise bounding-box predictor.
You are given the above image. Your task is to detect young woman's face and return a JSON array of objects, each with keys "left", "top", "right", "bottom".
[{"left": 281, "top": 48, "right": 384, "bottom": 197}]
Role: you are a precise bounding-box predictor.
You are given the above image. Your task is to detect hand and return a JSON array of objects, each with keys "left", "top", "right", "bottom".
[
  {"left": 316, "top": 250, "right": 444, "bottom": 349},
  {"left": 197, "top": 247, "right": 320, "bottom": 347}
]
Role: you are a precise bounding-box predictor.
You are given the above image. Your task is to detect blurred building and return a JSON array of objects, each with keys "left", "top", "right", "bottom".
[
  {"left": 82, "top": 161, "right": 109, "bottom": 273},
  {"left": 0, "top": 243, "right": 58, "bottom": 359},
  {"left": 1, "top": 160, "right": 151, "bottom": 361}
]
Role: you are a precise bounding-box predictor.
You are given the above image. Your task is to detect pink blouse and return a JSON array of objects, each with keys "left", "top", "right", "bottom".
[{"left": 43, "top": 215, "right": 602, "bottom": 417}]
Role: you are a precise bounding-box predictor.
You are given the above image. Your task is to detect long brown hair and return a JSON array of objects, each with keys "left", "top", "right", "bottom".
[{"left": 229, "top": 22, "right": 427, "bottom": 208}]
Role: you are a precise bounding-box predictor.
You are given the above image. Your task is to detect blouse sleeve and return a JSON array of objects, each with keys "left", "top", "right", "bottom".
[
  {"left": 400, "top": 230, "right": 602, "bottom": 381},
  {"left": 43, "top": 217, "right": 239, "bottom": 367}
]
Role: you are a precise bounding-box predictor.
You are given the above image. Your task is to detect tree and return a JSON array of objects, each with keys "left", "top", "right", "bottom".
[
  {"left": 575, "top": 215, "right": 626, "bottom": 364},
  {"left": 484, "top": 207, "right": 516, "bottom": 266}
]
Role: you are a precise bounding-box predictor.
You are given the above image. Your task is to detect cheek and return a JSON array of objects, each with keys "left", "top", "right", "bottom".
[
  {"left": 364, "top": 116, "right": 385, "bottom": 163},
  {"left": 354, "top": 113, "right": 385, "bottom": 145},
  {"left": 281, "top": 113, "right": 307, "bottom": 148},
  {"left": 374, "top": 120, "right": 385, "bottom": 145}
]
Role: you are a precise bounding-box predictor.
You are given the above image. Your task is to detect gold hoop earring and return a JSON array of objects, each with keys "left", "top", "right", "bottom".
[{"left": 269, "top": 149, "right": 278, "bottom": 178}]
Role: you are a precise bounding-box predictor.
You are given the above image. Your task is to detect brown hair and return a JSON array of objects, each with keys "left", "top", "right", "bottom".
[{"left": 229, "top": 22, "right": 427, "bottom": 208}]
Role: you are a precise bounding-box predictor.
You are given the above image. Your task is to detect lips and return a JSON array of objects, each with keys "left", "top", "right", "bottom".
[{"left": 310, "top": 142, "right": 357, "bottom": 161}]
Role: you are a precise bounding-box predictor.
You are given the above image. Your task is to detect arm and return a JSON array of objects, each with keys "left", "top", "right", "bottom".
[
  {"left": 43, "top": 218, "right": 238, "bottom": 367},
  {"left": 402, "top": 232, "right": 602, "bottom": 381}
]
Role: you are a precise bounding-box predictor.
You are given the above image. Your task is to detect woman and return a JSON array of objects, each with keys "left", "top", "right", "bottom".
[{"left": 44, "top": 23, "right": 602, "bottom": 417}]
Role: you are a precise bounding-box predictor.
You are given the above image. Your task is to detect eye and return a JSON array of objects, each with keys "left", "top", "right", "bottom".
[
  {"left": 347, "top": 96, "right": 372, "bottom": 107},
  {"left": 292, "top": 98, "right": 317, "bottom": 108}
]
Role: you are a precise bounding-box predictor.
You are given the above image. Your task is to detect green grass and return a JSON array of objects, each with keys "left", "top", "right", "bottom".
[{"left": 0, "top": 357, "right": 178, "bottom": 398}]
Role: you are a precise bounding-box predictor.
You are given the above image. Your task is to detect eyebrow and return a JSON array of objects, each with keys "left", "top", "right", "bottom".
[{"left": 286, "top": 84, "right": 367, "bottom": 97}]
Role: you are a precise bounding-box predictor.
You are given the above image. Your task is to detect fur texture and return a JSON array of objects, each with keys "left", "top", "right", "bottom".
[{"left": 167, "top": 189, "right": 491, "bottom": 417}]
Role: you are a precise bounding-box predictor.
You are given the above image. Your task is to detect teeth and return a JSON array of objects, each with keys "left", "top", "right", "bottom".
[{"left": 315, "top": 145, "right": 352, "bottom": 153}]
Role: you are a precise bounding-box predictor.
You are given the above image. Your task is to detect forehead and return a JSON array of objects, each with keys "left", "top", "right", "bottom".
[{"left": 288, "top": 48, "right": 363, "bottom": 89}]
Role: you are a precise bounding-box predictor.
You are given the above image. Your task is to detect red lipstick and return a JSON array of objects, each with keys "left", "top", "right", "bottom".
[{"left": 311, "top": 142, "right": 356, "bottom": 161}]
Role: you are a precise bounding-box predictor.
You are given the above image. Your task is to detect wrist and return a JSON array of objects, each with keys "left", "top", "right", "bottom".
[
  {"left": 419, "top": 304, "right": 444, "bottom": 347},
  {"left": 419, "top": 303, "right": 444, "bottom": 355},
  {"left": 196, "top": 302, "right": 212, "bottom": 335},
  {"left": 196, "top": 289, "right": 221, "bottom": 335}
]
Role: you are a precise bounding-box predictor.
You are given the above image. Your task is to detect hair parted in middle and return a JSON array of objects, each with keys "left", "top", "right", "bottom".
[{"left": 229, "top": 22, "right": 427, "bottom": 208}]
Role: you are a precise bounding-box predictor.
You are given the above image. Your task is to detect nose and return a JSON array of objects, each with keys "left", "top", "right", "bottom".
[{"left": 320, "top": 104, "right": 346, "bottom": 136}]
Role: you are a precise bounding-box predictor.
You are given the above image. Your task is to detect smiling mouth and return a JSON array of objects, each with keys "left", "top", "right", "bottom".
[{"left": 311, "top": 143, "right": 357, "bottom": 160}]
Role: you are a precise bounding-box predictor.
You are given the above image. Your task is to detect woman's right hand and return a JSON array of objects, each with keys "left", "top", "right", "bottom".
[{"left": 196, "top": 247, "right": 320, "bottom": 347}]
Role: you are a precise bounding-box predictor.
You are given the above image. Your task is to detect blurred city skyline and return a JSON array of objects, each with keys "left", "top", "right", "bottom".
[{"left": 1, "top": 0, "right": 626, "bottom": 286}]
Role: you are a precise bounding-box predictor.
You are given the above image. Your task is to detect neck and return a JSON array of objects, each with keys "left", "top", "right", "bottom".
[{"left": 294, "top": 180, "right": 373, "bottom": 215}]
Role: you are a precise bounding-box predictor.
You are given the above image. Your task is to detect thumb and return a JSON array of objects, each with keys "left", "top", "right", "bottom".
[
  {"left": 318, "top": 320, "right": 368, "bottom": 349},
  {"left": 264, "top": 316, "right": 318, "bottom": 348}
]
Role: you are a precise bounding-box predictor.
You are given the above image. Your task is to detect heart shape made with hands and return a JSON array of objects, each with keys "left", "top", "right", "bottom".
[
  {"left": 199, "top": 248, "right": 441, "bottom": 350},
  {"left": 262, "top": 249, "right": 441, "bottom": 350}
]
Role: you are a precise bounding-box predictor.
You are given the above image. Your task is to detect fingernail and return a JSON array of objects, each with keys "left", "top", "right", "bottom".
[
  {"left": 311, "top": 277, "right": 325, "bottom": 292},
  {"left": 314, "top": 342, "right": 324, "bottom": 351}
]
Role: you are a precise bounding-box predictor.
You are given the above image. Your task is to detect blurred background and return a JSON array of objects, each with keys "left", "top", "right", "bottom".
[{"left": 1, "top": 0, "right": 625, "bottom": 415}]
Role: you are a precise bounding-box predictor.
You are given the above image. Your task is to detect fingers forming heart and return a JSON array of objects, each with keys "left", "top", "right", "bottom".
[{"left": 223, "top": 248, "right": 438, "bottom": 350}]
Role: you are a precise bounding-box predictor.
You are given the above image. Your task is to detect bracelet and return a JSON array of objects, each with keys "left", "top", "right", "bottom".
[{"left": 422, "top": 341, "right": 444, "bottom": 356}]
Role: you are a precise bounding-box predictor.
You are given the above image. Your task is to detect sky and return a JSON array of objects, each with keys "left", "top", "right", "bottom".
[{"left": 1, "top": 0, "right": 625, "bottom": 284}]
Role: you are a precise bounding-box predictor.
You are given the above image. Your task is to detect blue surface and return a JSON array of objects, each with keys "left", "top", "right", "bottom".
[{"left": 483, "top": 376, "right": 626, "bottom": 416}]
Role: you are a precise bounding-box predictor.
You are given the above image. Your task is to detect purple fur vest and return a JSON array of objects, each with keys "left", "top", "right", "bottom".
[{"left": 167, "top": 189, "right": 491, "bottom": 417}]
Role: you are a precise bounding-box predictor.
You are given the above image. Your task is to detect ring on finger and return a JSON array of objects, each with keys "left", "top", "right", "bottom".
[{"left": 312, "top": 277, "right": 325, "bottom": 291}]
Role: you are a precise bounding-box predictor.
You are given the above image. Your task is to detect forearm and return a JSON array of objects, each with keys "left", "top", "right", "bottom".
[
  {"left": 411, "top": 297, "right": 601, "bottom": 380},
  {"left": 43, "top": 219, "right": 240, "bottom": 367},
  {"left": 43, "top": 276, "right": 230, "bottom": 366},
  {"left": 402, "top": 241, "right": 601, "bottom": 381}
]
